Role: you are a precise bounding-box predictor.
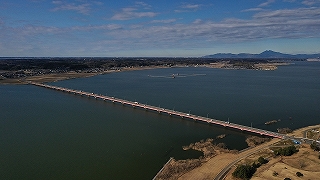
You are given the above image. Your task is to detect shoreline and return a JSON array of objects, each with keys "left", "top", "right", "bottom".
[
  {"left": 0, "top": 65, "right": 171, "bottom": 85},
  {"left": 154, "top": 124, "right": 320, "bottom": 180},
  {"left": 2, "top": 61, "right": 318, "bottom": 179},
  {"left": 0, "top": 62, "right": 290, "bottom": 85}
]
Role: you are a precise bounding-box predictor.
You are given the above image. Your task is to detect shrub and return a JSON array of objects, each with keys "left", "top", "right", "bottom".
[
  {"left": 284, "top": 178, "right": 291, "bottom": 180},
  {"left": 272, "top": 171, "right": 278, "bottom": 176},
  {"left": 232, "top": 164, "right": 256, "bottom": 179},
  {"left": 296, "top": 172, "right": 303, "bottom": 177},
  {"left": 252, "top": 162, "right": 260, "bottom": 169},
  {"left": 258, "top": 156, "right": 268, "bottom": 164},
  {"left": 274, "top": 145, "right": 298, "bottom": 156},
  {"left": 310, "top": 142, "right": 320, "bottom": 151}
]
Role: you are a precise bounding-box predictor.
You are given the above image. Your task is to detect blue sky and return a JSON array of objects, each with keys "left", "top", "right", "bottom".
[{"left": 0, "top": 0, "right": 320, "bottom": 57}]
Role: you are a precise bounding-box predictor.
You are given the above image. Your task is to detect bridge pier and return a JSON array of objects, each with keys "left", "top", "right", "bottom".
[{"left": 30, "top": 82, "right": 286, "bottom": 140}]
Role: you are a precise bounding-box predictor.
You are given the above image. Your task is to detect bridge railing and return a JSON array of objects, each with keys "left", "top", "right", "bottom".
[{"left": 30, "top": 82, "right": 286, "bottom": 139}]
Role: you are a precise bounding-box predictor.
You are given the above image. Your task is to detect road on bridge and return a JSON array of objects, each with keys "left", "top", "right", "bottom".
[{"left": 30, "top": 82, "right": 287, "bottom": 139}]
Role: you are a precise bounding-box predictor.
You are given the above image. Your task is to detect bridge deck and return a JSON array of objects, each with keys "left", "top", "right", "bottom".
[{"left": 30, "top": 82, "right": 286, "bottom": 139}]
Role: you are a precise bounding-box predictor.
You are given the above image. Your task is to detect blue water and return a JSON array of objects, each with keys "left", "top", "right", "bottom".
[{"left": 0, "top": 61, "right": 319, "bottom": 179}]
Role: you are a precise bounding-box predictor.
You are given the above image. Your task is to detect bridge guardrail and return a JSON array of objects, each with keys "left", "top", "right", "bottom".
[{"left": 30, "top": 82, "right": 286, "bottom": 139}]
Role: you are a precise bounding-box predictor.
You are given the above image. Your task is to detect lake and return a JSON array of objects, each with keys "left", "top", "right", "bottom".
[{"left": 0, "top": 61, "right": 319, "bottom": 179}]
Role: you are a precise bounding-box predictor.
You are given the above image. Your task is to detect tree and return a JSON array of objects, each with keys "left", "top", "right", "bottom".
[
  {"left": 258, "top": 156, "right": 268, "bottom": 164},
  {"left": 296, "top": 172, "right": 303, "bottom": 177},
  {"left": 232, "top": 164, "right": 256, "bottom": 179},
  {"left": 274, "top": 146, "right": 298, "bottom": 156},
  {"left": 252, "top": 162, "right": 260, "bottom": 169},
  {"left": 284, "top": 178, "right": 291, "bottom": 180},
  {"left": 310, "top": 142, "right": 320, "bottom": 151}
]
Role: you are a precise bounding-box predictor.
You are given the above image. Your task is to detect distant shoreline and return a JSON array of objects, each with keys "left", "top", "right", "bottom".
[
  {"left": 0, "top": 65, "right": 170, "bottom": 85},
  {"left": 0, "top": 62, "right": 290, "bottom": 85}
]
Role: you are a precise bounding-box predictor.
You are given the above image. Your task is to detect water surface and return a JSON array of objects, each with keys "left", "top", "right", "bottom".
[{"left": 1, "top": 61, "right": 319, "bottom": 179}]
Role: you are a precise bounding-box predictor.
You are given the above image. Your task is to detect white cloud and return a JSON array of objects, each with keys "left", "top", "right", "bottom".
[
  {"left": 193, "top": 19, "right": 203, "bottom": 24},
  {"left": 258, "top": 0, "right": 275, "bottom": 7},
  {"left": 253, "top": 7, "right": 320, "bottom": 19},
  {"left": 93, "top": 1, "right": 103, "bottom": 6},
  {"left": 52, "top": 1, "right": 62, "bottom": 5},
  {"left": 182, "top": 4, "right": 201, "bottom": 9},
  {"left": 111, "top": 7, "right": 157, "bottom": 20},
  {"left": 175, "top": 3, "right": 203, "bottom": 12},
  {"left": 242, "top": 8, "right": 264, "bottom": 12},
  {"left": 71, "top": 24, "right": 122, "bottom": 31},
  {"left": 302, "top": 0, "right": 320, "bottom": 5},
  {"left": 1, "top": 4, "right": 320, "bottom": 56},
  {"left": 105, "top": 7, "right": 320, "bottom": 47},
  {"left": 135, "top": 1, "right": 152, "bottom": 9},
  {"left": 51, "top": 1, "right": 91, "bottom": 15},
  {"left": 151, "top": 19, "right": 177, "bottom": 23}
]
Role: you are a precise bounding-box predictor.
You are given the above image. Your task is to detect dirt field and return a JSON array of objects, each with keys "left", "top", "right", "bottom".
[
  {"left": 178, "top": 153, "right": 238, "bottom": 180},
  {"left": 251, "top": 145, "right": 320, "bottom": 180},
  {"left": 179, "top": 138, "right": 279, "bottom": 180},
  {"left": 173, "top": 124, "right": 320, "bottom": 180},
  {"left": 225, "top": 125, "right": 320, "bottom": 180}
]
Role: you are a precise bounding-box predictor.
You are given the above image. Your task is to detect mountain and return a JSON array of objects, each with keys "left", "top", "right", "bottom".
[{"left": 203, "top": 50, "right": 320, "bottom": 59}]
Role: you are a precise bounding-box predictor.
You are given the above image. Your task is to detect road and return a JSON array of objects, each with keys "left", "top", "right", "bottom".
[
  {"left": 214, "top": 139, "right": 279, "bottom": 180},
  {"left": 214, "top": 125, "right": 320, "bottom": 180}
]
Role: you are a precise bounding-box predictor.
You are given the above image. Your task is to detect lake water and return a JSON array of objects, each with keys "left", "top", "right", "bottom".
[{"left": 1, "top": 61, "right": 319, "bottom": 179}]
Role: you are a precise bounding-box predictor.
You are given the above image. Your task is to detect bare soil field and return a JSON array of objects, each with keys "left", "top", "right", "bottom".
[
  {"left": 177, "top": 138, "right": 279, "bottom": 180},
  {"left": 251, "top": 145, "right": 320, "bottom": 180},
  {"left": 224, "top": 125, "right": 320, "bottom": 180},
  {"left": 157, "top": 124, "right": 320, "bottom": 180}
]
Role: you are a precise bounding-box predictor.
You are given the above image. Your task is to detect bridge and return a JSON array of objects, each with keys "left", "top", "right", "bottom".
[{"left": 30, "top": 82, "right": 287, "bottom": 139}]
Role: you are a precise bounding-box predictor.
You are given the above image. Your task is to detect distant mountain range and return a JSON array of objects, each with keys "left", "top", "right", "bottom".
[{"left": 203, "top": 50, "right": 320, "bottom": 59}]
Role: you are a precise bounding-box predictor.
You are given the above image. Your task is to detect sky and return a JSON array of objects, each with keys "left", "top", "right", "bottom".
[{"left": 0, "top": 0, "right": 320, "bottom": 57}]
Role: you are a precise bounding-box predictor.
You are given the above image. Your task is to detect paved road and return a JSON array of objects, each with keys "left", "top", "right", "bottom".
[
  {"left": 214, "top": 140, "right": 278, "bottom": 180},
  {"left": 214, "top": 126, "right": 320, "bottom": 180},
  {"left": 30, "top": 82, "right": 287, "bottom": 139}
]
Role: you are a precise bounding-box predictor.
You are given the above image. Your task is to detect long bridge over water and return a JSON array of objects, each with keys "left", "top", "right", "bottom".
[{"left": 31, "top": 82, "right": 287, "bottom": 139}]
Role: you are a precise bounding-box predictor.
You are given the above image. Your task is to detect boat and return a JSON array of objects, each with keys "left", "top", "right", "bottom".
[{"left": 265, "top": 120, "right": 278, "bottom": 125}]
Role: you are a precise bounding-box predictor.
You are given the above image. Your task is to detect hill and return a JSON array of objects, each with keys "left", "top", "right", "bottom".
[{"left": 203, "top": 50, "right": 320, "bottom": 59}]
